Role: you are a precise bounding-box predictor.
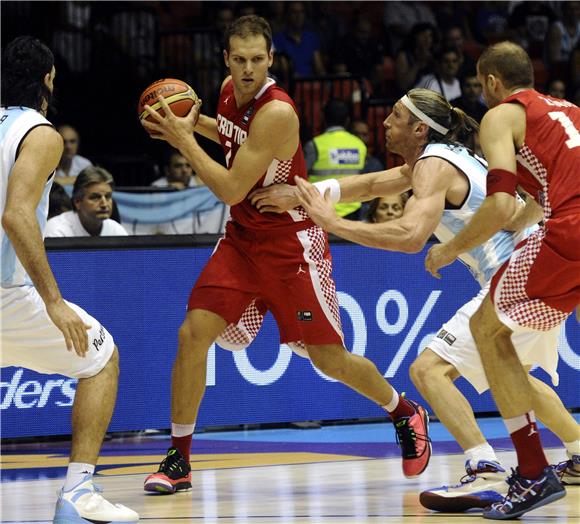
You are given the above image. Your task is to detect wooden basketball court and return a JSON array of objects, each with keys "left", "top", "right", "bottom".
[{"left": 1, "top": 418, "right": 578, "bottom": 523}]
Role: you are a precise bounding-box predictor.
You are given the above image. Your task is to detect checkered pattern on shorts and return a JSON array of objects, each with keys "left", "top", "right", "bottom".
[
  {"left": 517, "top": 145, "right": 551, "bottom": 218},
  {"left": 217, "top": 299, "right": 265, "bottom": 350},
  {"left": 305, "top": 226, "right": 342, "bottom": 331},
  {"left": 496, "top": 228, "right": 569, "bottom": 331}
]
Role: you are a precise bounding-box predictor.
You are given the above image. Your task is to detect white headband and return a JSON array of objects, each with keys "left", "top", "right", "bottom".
[{"left": 400, "top": 95, "right": 449, "bottom": 136}]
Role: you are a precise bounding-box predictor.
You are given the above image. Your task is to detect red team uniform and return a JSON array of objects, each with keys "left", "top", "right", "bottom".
[
  {"left": 187, "top": 78, "right": 344, "bottom": 352},
  {"left": 490, "top": 90, "right": 580, "bottom": 331}
]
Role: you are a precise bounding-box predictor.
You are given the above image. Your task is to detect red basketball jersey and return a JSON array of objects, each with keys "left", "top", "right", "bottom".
[
  {"left": 501, "top": 89, "right": 580, "bottom": 220},
  {"left": 216, "top": 78, "right": 313, "bottom": 230}
]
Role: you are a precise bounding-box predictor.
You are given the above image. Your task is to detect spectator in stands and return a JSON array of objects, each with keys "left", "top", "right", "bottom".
[
  {"left": 450, "top": 73, "right": 487, "bottom": 123},
  {"left": 508, "top": 1, "right": 556, "bottom": 58},
  {"left": 416, "top": 47, "right": 462, "bottom": 102},
  {"left": 331, "top": 16, "right": 386, "bottom": 93},
  {"left": 443, "top": 25, "right": 477, "bottom": 82},
  {"left": 273, "top": 1, "right": 325, "bottom": 76},
  {"left": 395, "top": 23, "right": 437, "bottom": 94},
  {"left": 192, "top": 4, "right": 234, "bottom": 104},
  {"left": 365, "top": 192, "right": 410, "bottom": 223},
  {"left": 48, "top": 182, "right": 72, "bottom": 220},
  {"left": 151, "top": 149, "right": 202, "bottom": 189},
  {"left": 45, "top": 166, "right": 127, "bottom": 237},
  {"left": 304, "top": 99, "right": 366, "bottom": 220},
  {"left": 349, "top": 119, "right": 384, "bottom": 173},
  {"left": 474, "top": 1, "right": 510, "bottom": 44},
  {"left": 546, "top": 78, "right": 567, "bottom": 99},
  {"left": 548, "top": 1, "right": 580, "bottom": 64},
  {"left": 55, "top": 124, "right": 92, "bottom": 186},
  {"left": 383, "top": 1, "right": 436, "bottom": 56}
]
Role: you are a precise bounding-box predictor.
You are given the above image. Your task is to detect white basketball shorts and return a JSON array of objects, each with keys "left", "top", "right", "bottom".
[
  {"left": 427, "top": 283, "right": 560, "bottom": 394},
  {"left": 1, "top": 285, "right": 114, "bottom": 379}
]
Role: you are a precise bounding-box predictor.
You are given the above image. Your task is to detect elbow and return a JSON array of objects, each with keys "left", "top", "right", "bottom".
[
  {"left": 401, "top": 238, "right": 426, "bottom": 254},
  {"left": 222, "top": 192, "right": 245, "bottom": 207},
  {"left": 1, "top": 211, "right": 18, "bottom": 235}
]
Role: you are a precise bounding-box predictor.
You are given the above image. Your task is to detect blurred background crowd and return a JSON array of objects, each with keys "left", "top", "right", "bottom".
[{"left": 2, "top": 1, "right": 579, "bottom": 235}]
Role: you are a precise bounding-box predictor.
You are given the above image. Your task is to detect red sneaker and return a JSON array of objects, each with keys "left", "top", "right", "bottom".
[
  {"left": 144, "top": 447, "right": 192, "bottom": 494},
  {"left": 393, "top": 398, "right": 432, "bottom": 478}
]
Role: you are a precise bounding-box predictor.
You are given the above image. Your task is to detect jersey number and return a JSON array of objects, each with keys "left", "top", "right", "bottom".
[
  {"left": 225, "top": 140, "right": 232, "bottom": 166},
  {"left": 548, "top": 111, "right": 580, "bottom": 149}
]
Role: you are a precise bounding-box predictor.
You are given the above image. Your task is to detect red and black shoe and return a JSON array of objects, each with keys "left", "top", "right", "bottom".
[
  {"left": 393, "top": 398, "right": 432, "bottom": 478},
  {"left": 144, "top": 447, "right": 192, "bottom": 494}
]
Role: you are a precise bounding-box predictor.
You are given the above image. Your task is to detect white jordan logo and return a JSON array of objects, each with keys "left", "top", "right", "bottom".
[
  {"left": 297, "top": 265, "right": 306, "bottom": 275},
  {"left": 528, "top": 425, "right": 538, "bottom": 436}
]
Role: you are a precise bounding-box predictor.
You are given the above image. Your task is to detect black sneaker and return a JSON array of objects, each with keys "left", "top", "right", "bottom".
[
  {"left": 483, "top": 466, "right": 566, "bottom": 520},
  {"left": 144, "top": 447, "right": 192, "bottom": 494}
]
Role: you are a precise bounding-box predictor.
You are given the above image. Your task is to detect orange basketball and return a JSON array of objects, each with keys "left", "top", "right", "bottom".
[{"left": 137, "top": 78, "right": 197, "bottom": 123}]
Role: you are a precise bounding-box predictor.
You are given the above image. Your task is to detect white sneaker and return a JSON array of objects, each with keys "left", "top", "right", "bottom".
[
  {"left": 53, "top": 474, "right": 139, "bottom": 523},
  {"left": 555, "top": 453, "right": 580, "bottom": 485},
  {"left": 420, "top": 460, "right": 508, "bottom": 512}
]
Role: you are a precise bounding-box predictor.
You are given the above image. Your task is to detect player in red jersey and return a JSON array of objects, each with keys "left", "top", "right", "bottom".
[
  {"left": 426, "top": 41, "right": 580, "bottom": 519},
  {"left": 140, "top": 15, "right": 431, "bottom": 494}
]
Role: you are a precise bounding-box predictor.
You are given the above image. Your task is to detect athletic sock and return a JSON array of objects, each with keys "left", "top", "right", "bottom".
[
  {"left": 171, "top": 423, "right": 195, "bottom": 464},
  {"left": 504, "top": 411, "right": 549, "bottom": 479},
  {"left": 464, "top": 442, "right": 500, "bottom": 470},
  {"left": 63, "top": 462, "right": 95, "bottom": 491},
  {"left": 382, "top": 390, "right": 415, "bottom": 420}
]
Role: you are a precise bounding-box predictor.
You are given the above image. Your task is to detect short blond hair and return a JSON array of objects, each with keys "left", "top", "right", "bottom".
[{"left": 477, "top": 41, "right": 533, "bottom": 89}]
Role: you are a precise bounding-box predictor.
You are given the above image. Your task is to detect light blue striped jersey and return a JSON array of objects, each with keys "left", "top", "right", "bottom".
[
  {"left": 419, "top": 143, "right": 535, "bottom": 286},
  {"left": 1, "top": 106, "right": 54, "bottom": 287}
]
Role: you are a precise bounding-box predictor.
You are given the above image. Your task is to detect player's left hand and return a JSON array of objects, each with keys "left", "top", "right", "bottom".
[
  {"left": 295, "top": 177, "right": 338, "bottom": 231},
  {"left": 142, "top": 96, "right": 202, "bottom": 149},
  {"left": 425, "top": 242, "right": 457, "bottom": 279}
]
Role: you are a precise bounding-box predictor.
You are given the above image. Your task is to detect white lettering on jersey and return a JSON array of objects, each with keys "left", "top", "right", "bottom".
[
  {"left": 217, "top": 114, "right": 248, "bottom": 146},
  {"left": 538, "top": 95, "right": 575, "bottom": 108}
]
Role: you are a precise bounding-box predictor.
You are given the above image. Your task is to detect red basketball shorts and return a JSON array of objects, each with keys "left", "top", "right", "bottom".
[
  {"left": 490, "top": 214, "right": 580, "bottom": 332},
  {"left": 188, "top": 222, "right": 344, "bottom": 351}
]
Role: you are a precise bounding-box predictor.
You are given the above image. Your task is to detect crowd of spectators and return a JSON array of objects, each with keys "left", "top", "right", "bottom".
[{"left": 5, "top": 1, "right": 579, "bottom": 236}]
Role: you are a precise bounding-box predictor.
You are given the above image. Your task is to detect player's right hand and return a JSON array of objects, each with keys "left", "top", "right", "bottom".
[
  {"left": 46, "top": 300, "right": 91, "bottom": 357},
  {"left": 249, "top": 184, "right": 299, "bottom": 213}
]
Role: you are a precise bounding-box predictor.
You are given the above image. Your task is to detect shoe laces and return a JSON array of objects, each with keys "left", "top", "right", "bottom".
[
  {"left": 394, "top": 417, "right": 430, "bottom": 459},
  {"left": 158, "top": 448, "right": 186, "bottom": 474},
  {"left": 501, "top": 468, "right": 543, "bottom": 505},
  {"left": 553, "top": 459, "right": 573, "bottom": 480}
]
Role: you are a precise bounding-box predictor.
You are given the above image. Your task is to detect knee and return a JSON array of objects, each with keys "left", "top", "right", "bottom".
[
  {"left": 177, "top": 322, "right": 211, "bottom": 359},
  {"left": 409, "top": 357, "right": 429, "bottom": 389}
]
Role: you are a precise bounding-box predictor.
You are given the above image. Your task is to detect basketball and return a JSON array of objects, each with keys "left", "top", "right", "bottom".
[{"left": 137, "top": 78, "right": 197, "bottom": 123}]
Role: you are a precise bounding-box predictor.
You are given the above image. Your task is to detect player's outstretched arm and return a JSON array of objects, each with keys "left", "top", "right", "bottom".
[
  {"left": 2, "top": 127, "right": 90, "bottom": 356},
  {"left": 295, "top": 157, "right": 450, "bottom": 253},
  {"left": 250, "top": 165, "right": 412, "bottom": 213},
  {"left": 504, "top": 190, "right": 544, "bottom": 231}
]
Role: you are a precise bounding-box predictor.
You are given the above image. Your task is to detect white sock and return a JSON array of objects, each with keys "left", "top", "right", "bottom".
[
  {"left": 382, "top": 390, "right": 399, "bottom": 413},
  {"left": 465, "top": 442, "right": 500, "bottom": 469},
  {"left": 172, "top": 422, "right": 195, "bottom": 437},
  {"left": 63, "top": 462, "right": 95, "bottom": 491},
  {"left": 504, "top": 412, "right": 536, "bottom": 434},
  {"left": 564, "top": 440, "right": 580, "bottom": 458}
]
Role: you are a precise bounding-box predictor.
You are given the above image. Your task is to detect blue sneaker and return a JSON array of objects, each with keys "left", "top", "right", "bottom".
[
  {"left": 483, "top": 466, "right": 566, "bottom": 520},
  {"left": 53, "top": 474, "right": 139, "bottom": 523},
  {"left": 420, "top": 460, "right": 507, "bottom": 512}
]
